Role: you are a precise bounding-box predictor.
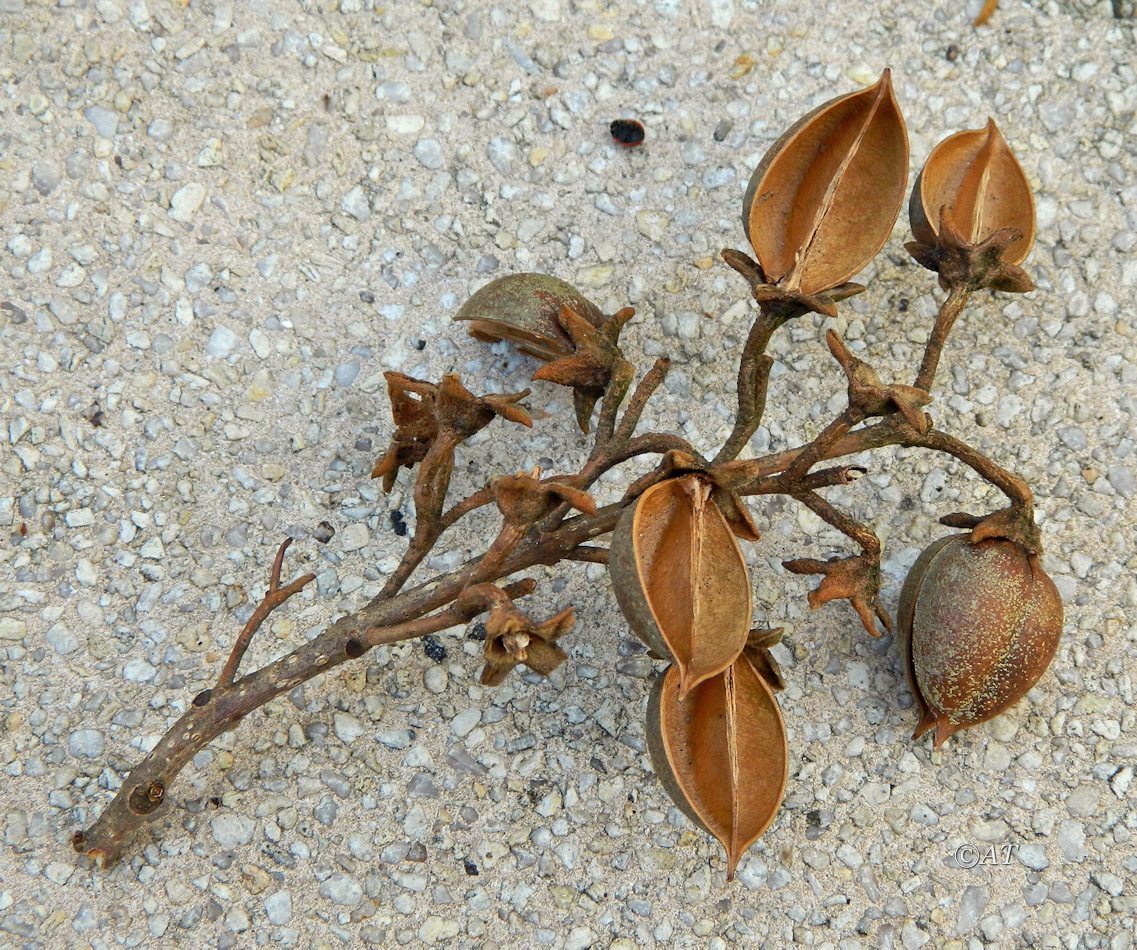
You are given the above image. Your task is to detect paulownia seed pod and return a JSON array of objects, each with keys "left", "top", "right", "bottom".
[
  {"left": 452, "top": 273, "right": 605, "bottom": 361},
  {"left": 609, "top": 476, "right": 752, "bottom": 696},
  {"left": 898, "top": 534, "right": 1063, "bottom": 748},
  {"left": 909, "top": 118, "right": 1035, "bottom": 264},
  {"left": 740, "top": 68, "right": 908, "bottom": 296},
  {"left": 646, "top": 653, "right": 788, "bottom": 879}
]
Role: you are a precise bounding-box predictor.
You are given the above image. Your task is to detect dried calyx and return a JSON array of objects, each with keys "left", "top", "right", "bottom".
[
  {"left": 73, "top": 70, "right": 1061, "bottom": 884},
  {"left": 453, "top": 272, "right": 637, "bottom": 432}
]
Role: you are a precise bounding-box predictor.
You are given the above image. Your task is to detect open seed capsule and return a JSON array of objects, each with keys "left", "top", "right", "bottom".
[
  {"left": 646, "top": 653, "right": 788, "bottom": 879},
  {"left": 609, "top": 476, "right": 752, "bottom": 697},
  {"left": 452, "top": 273, "right": 605, "bottom": 361}
]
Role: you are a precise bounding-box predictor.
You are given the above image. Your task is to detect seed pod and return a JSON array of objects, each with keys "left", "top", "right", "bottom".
[
  {"left": 453, "top": 273, "right": 605, "bottom": 361},
  {"left": 609, "top": 476, "right": 752, "bottom": 696},
  {"left": 909, "top": 119, "right": 1035, "bottom": 264},
  {"left": 646, "top": 654, "right": 787, "bottom": 879},
  {"left": 741, "top": 69, "right": 908, "bottom": 296},
  {"left": 899, "top": 534, "right": 1063, "bottom": 748}
]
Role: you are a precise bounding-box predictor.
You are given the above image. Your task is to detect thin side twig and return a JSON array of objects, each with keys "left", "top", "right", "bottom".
[
  {"left": 563, "top": 545, "right": 610, "bottom": 565},
  {"left": 216, "top": 538, "right": 315, "bottom": 689},
  {"left": 614, "top": 356, "right": 672, "bottom": 445},
  {"left": 915, "top": 285, "right": 971, "bottom": 391},
  {"left": 713, "top": 306, "right": 792, "bottom": 464}
]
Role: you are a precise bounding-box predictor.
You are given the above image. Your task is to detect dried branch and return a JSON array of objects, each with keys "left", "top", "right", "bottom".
[
  {"left": 74, "top": 74, "right": 1052, "bottom": 879},
  {"left": 216, "top": 538, "right": 315, "bottom": 689}
]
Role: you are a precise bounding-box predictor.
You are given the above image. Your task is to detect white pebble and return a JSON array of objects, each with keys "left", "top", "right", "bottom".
[
  {"left": 451, "top": 708, "right": 481, "bottom": 737},
  {"left": 205, "top": 325, "right": 238, "bottom": 358},
  {"left": 84, "top": 105, "right": 119, "bottom": 138},
  {"left": 211, "top": 813, "right": 255, "bottom": 848},
  {"left": 69, "top": 729, "right": 105, "bottom": 757},
  {"left": 169, "top": 182, "right": 206, "bottom": 222}
]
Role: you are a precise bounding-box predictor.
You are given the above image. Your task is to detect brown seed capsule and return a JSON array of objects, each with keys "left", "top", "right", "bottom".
[
  {"left": 609, "top": 476, "right": 752, "bottom": 697},
  {"left": 898, "top": 535, "right": 1063, "bottom": 748},
  {"left": 741, "top": 69, "right": 908, "bottom": 296},
  {"left": 908, "top": 118, "right": 1035, "bottom": 265},
  {"left": 452, "top": 273, "right": 606, "bottom": 361},
  {"left": 646, "top": 653, "right": 787, "bottom": 879}
]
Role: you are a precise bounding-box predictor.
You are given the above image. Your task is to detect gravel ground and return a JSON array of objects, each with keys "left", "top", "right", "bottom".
[{"left": 2, "top": 1, "right": 1135, "bottom": 947}]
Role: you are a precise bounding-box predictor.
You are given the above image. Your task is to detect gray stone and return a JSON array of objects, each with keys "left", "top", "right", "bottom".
[
  {"left": 1057, "top": 820, "right": 1088, "bottom": 862},
  {"left": 46, "top": 623, "right": 80, "bottom": 654},
  {"left": 147, "top": 117, "right": 175, "bottom": 141},
  {"left": 413, "top": 139, "right": 444, "bottom": 169},
  {"left": 341, "top": 523, "right": 369, "bottom": 551},
  {"left": 341, "top": 186, "right": 371, "bottom": 221},
  {"left": 487, "top": 137, "right": 516, "bottom": 175},
  {"left": 169, "top": 183, "right": 207, "bottom": 222},
  {"left": 84, "top": 106, "right": 119, "bottom": 138},
  {"left": 319, "top": 873, "right": 363, "bottom": 906},
  {"left": 211, "top": 814, "right": 255, "bottom": 848},
  {"left": 69, "top": 730, "right": 105, "bottom": 757},
  {"left": 451, "top": 708, "right": 481, "bottom": 737},
  {"left": 1066, "top": 784, "right": 1100, "bottom": 817},
  {"left": 333, "top": 712, "right": 366, "bottom": 744},
  {"left": 265, "top": 890, "right": 292, "bottom": 925},
  {"left": 1017, "top": 843, "right": 1049, "bottom": 870},
  {"left": 206, "top": 326, "right": 238, "bottom": 358},
  {"left": 31, "top": 161, "right": 62, "bottom": 196},
  {"left": 956, "top": 885, "right": 988, "bottom": 935}
]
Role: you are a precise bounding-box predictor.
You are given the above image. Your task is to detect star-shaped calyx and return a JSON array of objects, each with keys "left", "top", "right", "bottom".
[
  {"left": 371, "top": 372, "right": 532, "bottom": 491},
  {"left": 939, "top": 505, "right": 1043, "bottom": 557},
  {"left": 905, "top": 207, "right": 1034, "bottom": 294},
  {"left": 479, "top": 601, "right": 576, "bottom": 687},
  {"left": 492, "top": 467, "right": 598, "bottom": 526},
  {"left": 624, "top": 449, "right": 761, "bottom": 542},
  {"left": 826, "top": 331, "right": 931, "bottom": 434},
  {"left": 783, "top": 553, "right": 893, "bottom": 638},
  {"left": 721, "top": 249, "right": 866, "bottom": 319},
  {"left": 531, "top": 305, "right": 637, "bottom": 433}
]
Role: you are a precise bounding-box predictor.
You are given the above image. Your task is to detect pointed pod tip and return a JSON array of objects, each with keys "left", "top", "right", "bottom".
[
  {"left": 932, "top": 719, "right": 958, "bottom": 749},
  {"left": 912, "top": 709, "right": 939, "bottom": 741}
]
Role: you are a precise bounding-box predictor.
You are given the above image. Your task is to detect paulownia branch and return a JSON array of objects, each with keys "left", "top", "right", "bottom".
[
  {"left": 73, "top": 387, "right": 1036, "bottom": 864},
  {"left": 784, "top": 490, "right": 891, "bottom": 637},
  {"left": 914, "top": 284, "right": 971, "bottom": 392},
  {"left": 216, "top": 538, "right": 316, "bottom": 689},
  {"left": 74, "top": 264, "right": 1030, "bottom": 868}
]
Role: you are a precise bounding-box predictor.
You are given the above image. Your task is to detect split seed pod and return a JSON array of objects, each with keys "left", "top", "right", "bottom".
[
  {"left": 909, "top": 119, "right": 1035, "bottom": 264},
  {"left": 741, "top": 69, "right": 908, "bottom": 296},
  {"left": 898, "top": 535, "right": 1063, "bottom": 748},
  {"left": 646, "top": 654, "right": 788, "bottom": 879},
  {"left": 609, "top": 476, "right": 752, "bottom": 696},
  {"left": 452, "top": 273, "right": 605, "bottom": 361}
]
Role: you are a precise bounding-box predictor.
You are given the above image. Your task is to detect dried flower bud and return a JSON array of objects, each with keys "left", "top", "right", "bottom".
[
  {"left": 898, "top": 535, "right": 1063, "bottom": 748},
  {"left": 453, "top": 273, "right": 605, "bottom": 361}
]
